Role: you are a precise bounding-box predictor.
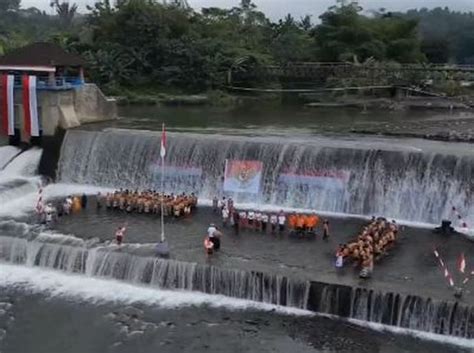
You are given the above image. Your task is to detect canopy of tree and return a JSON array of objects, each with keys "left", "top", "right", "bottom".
[{"left": 1, "top": 0, "right": 473, "bottom": 92}]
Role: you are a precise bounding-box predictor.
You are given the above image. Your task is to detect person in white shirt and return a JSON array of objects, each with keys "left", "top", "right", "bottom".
[
  {"left": 255, "top": 212, "right": 262, "bottom": 231},
  {"left": 261, "top": 213, "right": 269, "bottom": 233},
  {"left": 207, "top": 223, "right": 221, "bottom": 250},
  {"left": 239, "top": 210, "right": 247, "bottom": 229},
  {"left": 222, "top": 207, "right": 229, "bottom": 227},
  {"left": 270, "top": 214, "right": 278, "bottom": 233},
  {"left": 278, "top": 212, "right": 286, "bottom": 232},
  {"left": 247, "top": 210, "right": 255, "bottom": 229}
]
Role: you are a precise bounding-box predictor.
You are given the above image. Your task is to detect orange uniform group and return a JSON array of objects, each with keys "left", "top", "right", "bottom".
[{"left": 288, "top": 213, "right": 319, "bottom": 231}]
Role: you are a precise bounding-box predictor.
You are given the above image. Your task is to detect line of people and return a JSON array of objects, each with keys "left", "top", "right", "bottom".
[
  {"left": 335, "top": 217, "right": 399, "bottom": 278},
  {"left": 103, "top": 189, "right": 198, "bottom": 218},
  {"left": 38, "top": 194, "right": 88, "bottom": 224},
  {"left": 213, "top": 196, "right": 329, "bottom": 238}
]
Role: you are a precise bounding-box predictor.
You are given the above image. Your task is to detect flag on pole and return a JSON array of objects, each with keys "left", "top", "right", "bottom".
[
  {"left": 458, "top": 253, "right": 466, "bottom": 274},
  {"left": 1, "top": 74, "right": 15, "bottom": 136},
  {"left": 22, "top": 75, "right": 40, "bottom": 137},
  {"left": 160, "top": 123, "right": 166, "bottom": 158},
  {"left": 35, "top": 187, "right": 44, "bottom": 214}
]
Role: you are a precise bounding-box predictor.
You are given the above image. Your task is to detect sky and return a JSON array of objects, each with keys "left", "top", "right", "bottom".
[{"left": 21, "top": 0, "right": 474, "bottom": 18}]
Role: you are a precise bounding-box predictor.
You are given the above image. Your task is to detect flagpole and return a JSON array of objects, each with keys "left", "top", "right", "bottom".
[
  {"left": 160, "top": 152, "right": 165, "bottom": 242},
  {"left": 160, "top": 123, "right": 166, "bottom": 243}
]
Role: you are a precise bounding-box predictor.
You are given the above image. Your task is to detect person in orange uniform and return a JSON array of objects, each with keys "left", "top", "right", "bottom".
[
  {"left": 296, "top": 214, "right": 306, "bottom": 236},
  {"left": 307, "top": 213, "right": 319, "bottom": 235},
  {"left": 288, "top": 213, "right": 297, "bottom": 233}
]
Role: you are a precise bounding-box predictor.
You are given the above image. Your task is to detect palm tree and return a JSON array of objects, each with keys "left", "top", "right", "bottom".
[{"left": 50, "top": 0, "right": 78, "bottom": 28}]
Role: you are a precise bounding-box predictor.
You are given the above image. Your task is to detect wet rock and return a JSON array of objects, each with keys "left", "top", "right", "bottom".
[
  {"left": 111, "top": 342, "right": 123, "bottom": 348},
  {"left": 104, "top": 312, "right": 117, "bottom": 321},
  {"left": 0, "top": 329, "right": 6, "bottom": 340},
  {"left": 122, "top": 306, "right": 143, "bottom": 318},
  {"left": 244, "top": 319, "right": 259, "bottom": 326},
  {"left": 0, "top": 303, "right": 12, "bottom": 310},
  {"left": 126, "top": 330, "right": 144, "bottom": 340},
  {"left": 0, "top": 309, "right": 7, "bottom": 317}
]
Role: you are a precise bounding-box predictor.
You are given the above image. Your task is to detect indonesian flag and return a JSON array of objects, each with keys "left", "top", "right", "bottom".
[
  {"left": 1, "top": 74, "right": 15, "bottom": 136},
  {"left": 22, "top": 75, "right": 40, "bottom": 137},
  {"left": 160, "top": 123, "right": 166, "bottom": 158},
  {"left": 35, "top": 187, "right": 44, "bottom": 214},
  {"left": 458, "top": 253, "right": 466, "bottom": 274}
]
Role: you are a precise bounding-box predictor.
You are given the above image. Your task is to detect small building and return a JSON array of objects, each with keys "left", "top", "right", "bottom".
[
  {"left": 0, "top": 42, "right": 86, "bottom": 90},
  {"left": 0, "top": 42, "right": 116, "bottom": 144}
]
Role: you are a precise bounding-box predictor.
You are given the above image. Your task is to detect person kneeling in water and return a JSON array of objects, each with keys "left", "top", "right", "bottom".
[
  {"left": 204, "top": 236, "right": 214, "bottom": 255},
  {"left": 207, "top": 223, "right": 222, "bottom": 251}
]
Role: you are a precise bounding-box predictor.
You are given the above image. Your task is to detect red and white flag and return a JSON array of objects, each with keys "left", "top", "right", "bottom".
[
  {"left": 1, "top": 74, "right": 15, "bottom": 136},
  {"left": 22, "top": 75, "right": 40, "bottom": 137},
  {"left": 458, "top": 253, "right": 466, "bottom": 274},
  {"left": 35, "top": 187, "right": 44, "bottom": 214},
  {"left": 160, "top": 123, "right": 166, "bottom": 158}
]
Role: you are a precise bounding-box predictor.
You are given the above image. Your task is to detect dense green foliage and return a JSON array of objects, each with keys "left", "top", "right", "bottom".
[
  {"left": 403, "top": 7, "right": 474, "bottom": 64},
  {"left": 2, "top": 0, "right": 474, "bottom": 92}
]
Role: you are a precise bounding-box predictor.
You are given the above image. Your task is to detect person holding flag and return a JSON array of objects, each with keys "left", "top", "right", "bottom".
[{"left": 115, "top": 225, "right": 127, "bottom": 246}]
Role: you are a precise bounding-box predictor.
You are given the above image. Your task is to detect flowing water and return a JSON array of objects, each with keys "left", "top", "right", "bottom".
[
  {"left": 0, "top": 106, "right": 473, "bottom": 351},
  {"left": 58, "top": 129, "right": 474, "bottom": 225}
]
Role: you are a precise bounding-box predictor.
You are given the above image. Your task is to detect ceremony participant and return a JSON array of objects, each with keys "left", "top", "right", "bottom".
[
  {"left": 278, "top": 211, "right": 286, "bottom": 232},
  {"left": 247, "top": 210, "right": 255, "bottom": 229},
  {"left": 207, "top": 223, "right": 221, "bottom": 251},
  {"left": 255, "top": 211, "right": 262, "bottom": 232},
  {"left": 212, "top": 196, "right": 218, "bottom": 213},
  {"left": 204, "top": 236, "right": 214, "bottom": 255},
  {"left": 81, "top": 193, "right": 88, "bottom": 209},
  {"left": 270, "top": 213, "right": 278, "bottom": 233},
  {"left": 261, "top": 213, "right": 269, "bottom": 233},
  {"left": 222, "top": 207, "right": 230, "bottom": 227},
  {"left": 115, "top": 226, "right": 126, "bottom": 246},
  {"left": 323, "top": 220, "right": 330, "bottom": 240},
  {"left": 239, "top": 210, "right": 247, "bottom": 229}
]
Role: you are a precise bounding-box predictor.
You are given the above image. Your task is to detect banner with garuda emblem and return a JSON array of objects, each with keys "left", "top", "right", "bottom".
[{"left": 223, "top": 160, "right": 263, "bottom": 194}]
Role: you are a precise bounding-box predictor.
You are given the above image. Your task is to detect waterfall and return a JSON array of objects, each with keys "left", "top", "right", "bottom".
[
  {"left": 0, "top": 235, "right": 310, "bottom": 309},
  {"left": 58, "top": 129, "right": 474, "bottom": 224},
  {"left": 308, "top": 283, "right": 473, "bottom": 338},
  {"left": 0, "top": 233, "right": 472, "bottom": 338}
]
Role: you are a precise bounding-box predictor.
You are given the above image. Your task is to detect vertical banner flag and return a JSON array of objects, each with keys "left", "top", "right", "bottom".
[
  {"left": 22, "top": 75, "right": 40, "bottom": 137},
  {"left": 1, "top": 74, "right": 15, "bottom": 136},
  {"left": 223, "top": 160, "right": 263, "bottom": 194},
  {"left": 160, "top": 123, "right": 166, "bottom": 158}
]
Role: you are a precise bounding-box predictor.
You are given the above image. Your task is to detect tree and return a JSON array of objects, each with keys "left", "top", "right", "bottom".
[{"left": 51, "top": 0, "right": 78, "bottom": 28}]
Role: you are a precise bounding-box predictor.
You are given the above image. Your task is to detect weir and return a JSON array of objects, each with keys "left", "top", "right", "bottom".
[
  {"left": 0, "top": 234, "right": 472, "bottom": 338},
  {"left": 58, "top": 129, "right": 474, "bottom": 225}
]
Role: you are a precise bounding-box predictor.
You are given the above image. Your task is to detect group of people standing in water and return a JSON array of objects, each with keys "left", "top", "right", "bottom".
[
  {"left": 102, "top": 189, "right": 198, "bottom": 218},
  {"left": 38, "top": 194, "right": 88, "bottom": 224},
  {"left": 212, "top": 196, "right": 330, "bottom": 238},
  {"left": 335, "top": 217, "right": 399, "bottom": 278}
]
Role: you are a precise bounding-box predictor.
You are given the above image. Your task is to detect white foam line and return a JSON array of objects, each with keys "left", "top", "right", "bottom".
[
  {"left": 0, "top": 263, "right": 311, "bottom": 317},
  {"left": 1, "top": 264, "right": 471, "bottom": 349}
]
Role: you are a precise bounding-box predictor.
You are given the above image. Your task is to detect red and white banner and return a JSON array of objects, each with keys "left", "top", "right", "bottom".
[
  {"left": 1, "top": 74, "right": 15, "bottom": 136},
  {"left": 22, "top": 75, "right": 40, "bottom": 137},
  {"left": 224, "top": 160, "right": 263, "bottom": 194},
  {"left": 279, "top": 170, "right": 349, "bottom": 189}
]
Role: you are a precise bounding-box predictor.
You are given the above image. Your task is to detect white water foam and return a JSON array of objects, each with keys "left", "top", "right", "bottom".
[
  {"left": 0, "top": 263, "right": 472, "bottom": 349},
  {"left": 0, "top": 145, "right": 21, "bottom": 170},
  {"left": 0, "top": 263, "right": 311, "bottom": 316}
]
